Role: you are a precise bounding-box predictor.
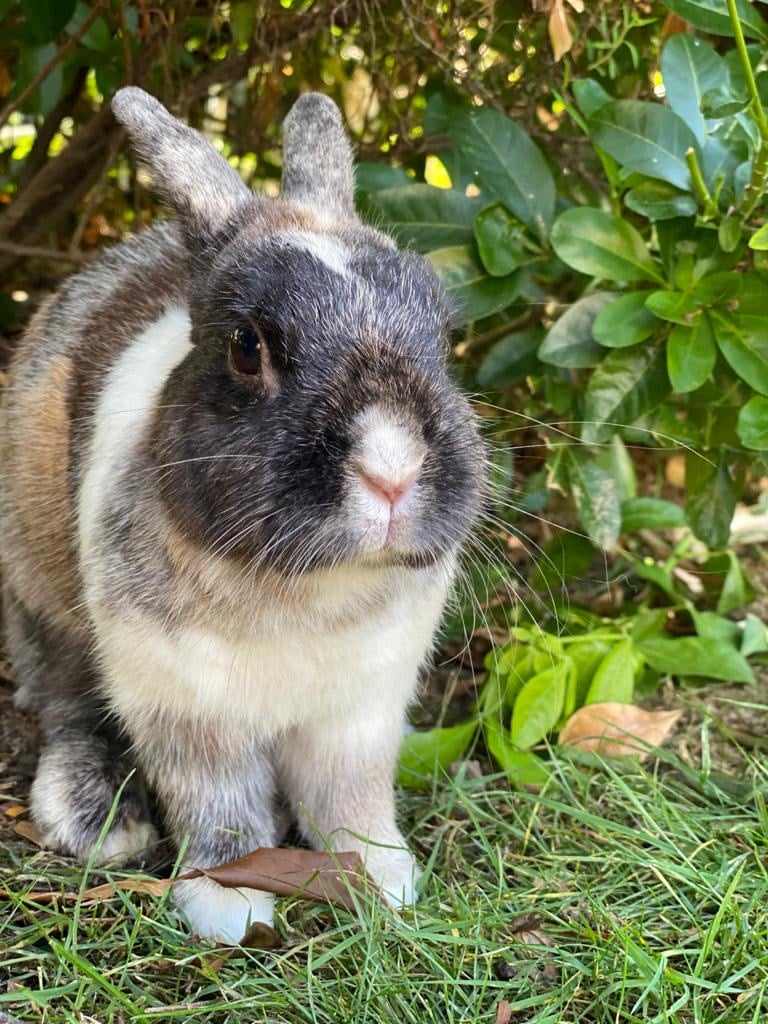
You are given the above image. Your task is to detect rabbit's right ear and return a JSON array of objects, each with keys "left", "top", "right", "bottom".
[{"left": 112, "top": 87, "right": 251, "bottom": 240}]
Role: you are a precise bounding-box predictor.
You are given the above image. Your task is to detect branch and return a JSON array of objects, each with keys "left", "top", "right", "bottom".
[
  {"left": 0, "top": 4, "right": 104, "bottom": 130},
  {"left": 0, "top": 241, "right": 91, "bottom": 263}
]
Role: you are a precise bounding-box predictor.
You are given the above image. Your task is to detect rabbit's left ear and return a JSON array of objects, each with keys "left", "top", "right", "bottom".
[
  {"left": 281, "top": 93, "right": 357, "bottom": 221},
  {"left": 112, "top": 87, "right": 252, "bottom": 239}
]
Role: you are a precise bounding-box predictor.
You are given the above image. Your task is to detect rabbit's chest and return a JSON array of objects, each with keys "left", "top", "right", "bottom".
[{"left": 97, "top": 574, "right": 447, "bottom": 734}]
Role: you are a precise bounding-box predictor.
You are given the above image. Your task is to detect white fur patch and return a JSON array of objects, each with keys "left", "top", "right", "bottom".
[
  {"left": 174, "top": 876, "right": 275, "bottom": 943},
  {"left": 354, "top": 406, "right": 426, "bottom": 486},
  {"left": 94, "top": 564, "right": 447, "bottom": 735},
  {"left": 283, "top": 230, "right": 349, "bottom": 277},
  {"left": 78, "top": 306, "right": 193, "bottom": 562}
]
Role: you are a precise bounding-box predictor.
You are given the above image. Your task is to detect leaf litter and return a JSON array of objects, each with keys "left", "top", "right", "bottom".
[{"left": 559, "top": 701, "right": 682, "bottom": 758}]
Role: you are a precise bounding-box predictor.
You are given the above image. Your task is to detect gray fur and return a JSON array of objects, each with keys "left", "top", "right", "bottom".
[
  {"left": 2, "top": 89, "right": 486, "bottom": 941},
  {"left": 281, "top": 93, "right": 356, "bottom": 219},
  {"left": 111, "top": 87, "right": 252, "bottom": 236}
]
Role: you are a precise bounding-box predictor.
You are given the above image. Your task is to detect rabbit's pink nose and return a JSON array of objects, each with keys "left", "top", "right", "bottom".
[{"left": 358, "top": 467, "right": 419, "bottom": 506}]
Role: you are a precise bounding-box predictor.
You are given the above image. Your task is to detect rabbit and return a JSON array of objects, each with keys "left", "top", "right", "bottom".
[{"left": 0, "top": 87, "right": 485, "bottom": 944}]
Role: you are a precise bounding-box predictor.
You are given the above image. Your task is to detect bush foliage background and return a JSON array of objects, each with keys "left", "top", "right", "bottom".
[{"left": 3, "top": 0, "right": 768, "bottom": 781}]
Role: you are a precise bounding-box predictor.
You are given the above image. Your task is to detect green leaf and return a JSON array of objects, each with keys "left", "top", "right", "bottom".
[
  {"left": 427, "top": 245, "right": 520, "bottom": 324},
  {"left": 484, "top": 720, "right": 550, "bottom": 788},
  {"left": 592, "top": 291, "right": 661, "bottom": 348},
  {"left": 398, "top": 720, "right": 477, "bottom": 789},
  {"left": 362, "top": 185, "right": 477, "bottom": 252},
  {"left": 741, "top": 614, "right": 768, "bottom": 657},
  {"left": 717, "top": 552, "right": 755, "bottom": 615},
  {"left": 538, "top": 291, "right": 615, "bottom": 368},
  {"left": 645, "top": 291, "right": 699, "bottom": 326},
  {"left": 660, "top": 35, "right": 726, "bottom": 145},
  {"left": 719, "top": 216, "right": 743, "bottom": 254},
  {"left": 573, "top": 78, "right": 612, "bottom": 118},
  {"left": 737, "top": 395, "right": 768, "bottom": 450},
  {"left": 511, "top": 663, "right": 569, "bottom": 749},
  {"left": 588, "top": 100, "right": 698, "bottom": 190},
  {"left": 473, "top": 203, "right": 528, "bottom": 277},
  {"left": 15, "top": 43, "right": 63, "bottom": 116},
  {"left": 231, "top": 1, "right": 257, "bottom": 45},
  {"left": 21, "top": 0, "right": 76, "bottom": 42},
  {"left": 636, "top": 636, "right": 754, "bottom": 683},
  {"left": 448, "top": 107, "right": 555, "bottom": 240},
  {"left": 711, "top": 312, "right": 768, "bottom": 395},
  {"left": 633, "top": 559, "right": 679, "bottom": 602},
  {"left": 659, "top": 0, "right": 768, "bottom": 41},
  {"left": 566, "top": 450, "right": 622, "bottom": 550},
  {"left": 570, "top": 639, "right": 614, "bottom": 706},
  {"left": 748, "top": 223, "right": 768, "bottom": 251},
  {"left": 692, "top": 272, "right": 740, "bottom": 305},
  {"left": 621, "top": 497, "right": 685, "bottom": 533},
  {"left": 685, "top": 452, "right": 735, "bottom": 549},
  {"left": 478, "top": 328, "right": 542, "bottom": 387},
  {"left": 737, "top": 272, "right": 768, "bottom": 315},
  {"left": 582, "top": 345, "right": 669, "bottom": 444},
  {"left": 355, "top": 164, "right": 412, "bottom": 195},
  {"left": 625, "top": 181, "right": 697, "bottom": 221},
  {"left": 596, "top": 434, "right": 637, "bottom": 501},
  {"left": 701, "top": 86, "right": 750, "bottom": 119},
  {"left": 629, "top": 608, "right": 669, "bottom": 642},
  {"left": 528, "top": 533, "right": 596, "bottom": 593},
  {"left": 551, "top": 208, "right": 662, "bottom": 284},
  {"left": 692, "top": 610, "right": 741, "bottom": 644},
  {"left": 667, "top": 319, "right": 716, "bottom": 393},
  {"left": 585, "top": 640, "right": 637, "bottom": 704}
]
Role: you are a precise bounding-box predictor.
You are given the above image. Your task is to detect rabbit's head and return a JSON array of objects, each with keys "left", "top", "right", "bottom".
[{"left": 111, "top": 88, "right": 485, "bottom": 573}]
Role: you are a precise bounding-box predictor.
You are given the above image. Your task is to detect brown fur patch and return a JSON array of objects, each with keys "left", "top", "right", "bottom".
[{"left": 4, "top": 353, "right": 82, "bottom": 627}]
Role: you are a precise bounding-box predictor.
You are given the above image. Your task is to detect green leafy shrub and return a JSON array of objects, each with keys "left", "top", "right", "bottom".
[{"left": 372, "top": 2, "right": 768, "bottom": 784}]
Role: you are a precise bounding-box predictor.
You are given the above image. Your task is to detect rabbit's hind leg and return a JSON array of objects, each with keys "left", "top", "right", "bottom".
[{"left": 5, "top": 591, "right": 157, "bottom": 864}]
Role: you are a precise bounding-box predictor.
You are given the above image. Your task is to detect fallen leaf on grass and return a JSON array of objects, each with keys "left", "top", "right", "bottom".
[
  {"left": 182, "top": 848, "right": 366, "bottom": 909},
  {"left": 13, "top": 819, "right": 44, "bottom": 847},
  {"left": 24, "top": 848, "right": 366, "bottom": 913},
  {"left": 2, "top": 804, "right": 27, "bottom": 818},
  {"left": 559, "top": 702, "right": 682, "bottom": 759},
  {"left": 508, "top": 912, "right": 555, "bottom": 949},
  {"left": 495, "top": 1000, "right": 512, "bottom": 1024},
  {"left": 82, "top": 877, "right": 172, "bottom": 901}
]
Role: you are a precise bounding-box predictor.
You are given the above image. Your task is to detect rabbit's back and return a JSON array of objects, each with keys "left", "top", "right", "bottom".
[{"left": 1, "top": 221, "right": 186, "bottom": 632}]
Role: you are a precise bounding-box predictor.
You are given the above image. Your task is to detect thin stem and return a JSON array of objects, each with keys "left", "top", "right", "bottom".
[
  {"left": 0, "top": 5, "right": 104, "bottom": 130},
  {"left": 685, "top": 147, "right": 717, "bottom": 219},
  {"left": 726, "top": 0, "right": 768, "bottom": 140},
  {"left": 727, "top": 0, "right": 768, "bottom": 221}
]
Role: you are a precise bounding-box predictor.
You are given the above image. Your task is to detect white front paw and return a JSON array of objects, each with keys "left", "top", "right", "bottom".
[
  {"left": 361, "top": 844, "right": 421, "bottom": 908},
  {"left": 174, "top": 875, "right": 275, "bottom": 944}
]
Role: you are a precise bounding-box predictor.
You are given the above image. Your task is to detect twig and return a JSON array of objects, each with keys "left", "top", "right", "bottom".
[
  {"left": 0, "top": 241, "right": 91, "bottom": 263},
  {"left": 726, "top": 0, "right": 768, "bottom": 221},
  {"left": 685, "top": 147, "right": 716, "bottom": 220},
  {"left": 68, "top": 132, "right": 123, "bottom": 253},
  {"left": 119, "top": 0, "right": 134, "bottom": 84},
  {"left": 0, "top": 4, "right": 104, "bottom": 130}
]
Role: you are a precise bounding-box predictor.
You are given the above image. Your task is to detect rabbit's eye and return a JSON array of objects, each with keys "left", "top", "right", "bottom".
[{"left": 229, "top": 325, "right": 263, "bottom": 376}]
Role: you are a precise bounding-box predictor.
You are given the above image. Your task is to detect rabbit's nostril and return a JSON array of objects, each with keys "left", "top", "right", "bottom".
[{"left": 357, "top": 467, "right": 419, "bottom": 506}]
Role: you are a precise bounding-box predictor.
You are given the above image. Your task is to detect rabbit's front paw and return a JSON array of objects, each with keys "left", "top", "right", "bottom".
[
  {"left": 362, "top": 844, "right": 422, "bottom": 908},
  {"left": 174, "top": 876, "right": 275, "bottom": 945}
]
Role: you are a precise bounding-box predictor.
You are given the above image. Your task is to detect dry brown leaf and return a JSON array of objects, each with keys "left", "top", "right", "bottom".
[
  {"left": 3, "top": 805, "right": 27, "bottom": 818},
  {"left": 548, "top": 0, "right": 573, "bottom": 61},
  {"left": 495, "top": 1001, "right": 512, "bottom": 1024},
  {"left": 182, "top": 848, "right": 366, "bottom": 909},
  {"left": 82, "top": 877, "right": 172, "bottom": 901},
  {"left": 13, "top": 819, "right": 44, "bottom": 847},
  {"left": 559, "top": 702, "right": 682, "bottom": 759}
]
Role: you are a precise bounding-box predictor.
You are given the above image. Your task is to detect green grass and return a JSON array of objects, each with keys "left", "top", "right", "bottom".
[{"left": 2, "top": 729, "right": 768, "bottom": 1024}]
